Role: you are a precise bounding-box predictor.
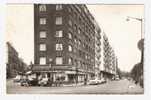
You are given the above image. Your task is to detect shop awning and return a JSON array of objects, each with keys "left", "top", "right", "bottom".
[
  {"left": 32, "top": 65, "right": 76, "bottom": 72},
  {"left": 32, "top": 65, "right": 51, "bottom": 72}
]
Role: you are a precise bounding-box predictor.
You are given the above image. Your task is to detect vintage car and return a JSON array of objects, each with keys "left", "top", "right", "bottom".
[
  {"left": 88, "top": 78, "right": 106, "bottom": 85},
  {"left": 13, "top": 75, "right": 22, "bottom": 82},
  {"left": 38, "top": 77, "right": 49, "bottom": 86}
]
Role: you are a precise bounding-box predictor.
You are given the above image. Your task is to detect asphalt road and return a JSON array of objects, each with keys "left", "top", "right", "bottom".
[{"left": 7, "top": 79, "right": 143, "bottom": 94}]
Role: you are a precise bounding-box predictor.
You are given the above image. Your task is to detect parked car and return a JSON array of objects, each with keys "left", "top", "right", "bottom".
[
  {"left": 88, "top": 79, "right": 98, "bottom": 85},
  {"left": 115, "top": 77, "right": 120, "bottom": 81},
  {"left": 20, "top": 75, "right": 28, "bottom": 86},
  {"left": 28, "top": 78, "right": 38, "bottom": 86},
  {"left": 88, "top": 78, "right": 106, "bottom": 85},
  {"left": 13, "top": 75, "right": 22, "bottom": 82},
  {"left": 100, "top": 78, "right": 106, "bottom": 84},
  {"left": 20, "top": 78, "right": 29, "bottom": 86},
  {"left": 20, "top": 74, "right": 39, "bottom": 86},
  {"left": 38, "top": 77, "right": 49, "bottom": 86}
]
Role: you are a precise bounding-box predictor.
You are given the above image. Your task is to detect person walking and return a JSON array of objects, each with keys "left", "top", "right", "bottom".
[{"left": 84, "top": 77, "right": 87, "bottom": 85}]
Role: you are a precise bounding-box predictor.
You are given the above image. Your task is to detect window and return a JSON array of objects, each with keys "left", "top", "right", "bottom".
[
  {"left": 77, "top": 60, "right": 80, "bottom": 67},
  {"left": 56, "top": 5, "right": 62, "bottom": 10},
  {"left": 39, "top": 57, "right": 46, "bottom": 65},
  {"left": 68, "top": 58, "right": 72, "bottom": 64},
  {"left": 40, "top": 44, "right": 46, "bottom": 51},
  {"left": 68, "top": 8, "right": 71, "bottom": 13},
  {"left": 40, "top": 18, "right": 46, "bottom": 25},
  {"left": 73, "top": 48, "right": 76, "bottom": 53},
  {"left": 40, "top": 31, "right": 46, "bottom": 38},
  {"left": 55, "top": 17, "right": 62, "bottom": 25},
  {"left": 68, "top": 33, "right": 72, "bottom": 39},
  {"left": 79, "top": 17, "right": 82, "bottom": 23},
  {"left": 85, "top": 55, "right": 88, "bottom": 59},
  {"left": 68, "top": 45, "right": 72, "bottom": 52},
  {"left": 39, "top": 5, "right": 46, "bottom": 12},
  {"left": 74, "top": 59, "right": 77, "bottom": 66},
  {"left": 74, "top": 24, "right": 77, "bottom": 30},
  {"left": 78, "top": 40, "right": 81, "bottom": 45},
  {"left": 56, "top": 57, "right": 63, "bottom": 65},
  {"left": 74, "top": 38, "right": 77, "bottom": 44},
  {"left": 83, "top": 43, "right": 85, "bottom": 48},
  {"left": 78, "top": 28, "right": 81, "bottom": 34},
  {"left": 68, "top": 20, "right": 72, "bottom": 26},
  {"left": 56, "top": 44, "right": 63, "bottom": 51},
  {"left": 55, "top": 30, "right": 63, "bottom": 37},
  {"left": 88, "top": 55, "right": 90, "bottom": 59}
]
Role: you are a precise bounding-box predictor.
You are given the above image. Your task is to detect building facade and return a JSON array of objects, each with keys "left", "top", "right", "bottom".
[
  {"left": 33, "top": 4, "right": 98, "bottom": 83},
  {"left": 100, "top": 32, "right": 118, "bottom": 80},
  {"left": 94, "top": 22, "right": 101, "bottom": 79},
  {"left": 6, "top": 42, "right": 27, "bottom": 78}
]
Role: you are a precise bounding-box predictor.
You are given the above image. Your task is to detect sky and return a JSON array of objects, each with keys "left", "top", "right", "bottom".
[
  {"left": 6, "top": 4, "right": 144, "bottom": 72},
  {"left": 87, "top": 5, "right": 144, "bottom": 72}
]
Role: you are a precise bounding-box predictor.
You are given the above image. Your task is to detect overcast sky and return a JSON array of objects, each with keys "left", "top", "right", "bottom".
[
  {"left": 87, "top": 5, "right": 144, "bottom": 72},
  {"left": 6, "top": 4, "right": 144, "bottom": 72}
]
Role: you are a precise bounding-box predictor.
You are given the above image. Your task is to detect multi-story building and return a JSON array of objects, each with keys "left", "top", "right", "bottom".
[
  {"left": 33, "top": 4, "right": 98, "bottom": 83},
  {"left": 6, "top": 42, "right": 27, "bottom": 78},
  {"left": 100, "top": 32, "right": 118, "bottom": 80},
  {"left": 94, "top": 22, "right": 101, "bottom": 79}
]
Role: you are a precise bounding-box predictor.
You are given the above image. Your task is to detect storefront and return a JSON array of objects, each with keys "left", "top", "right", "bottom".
[
  {"left": 100, "top": 71, "right": 116, "bottom": 81},
  {"left": 32, "top": 65, "right": 95, "bottom": 84}
]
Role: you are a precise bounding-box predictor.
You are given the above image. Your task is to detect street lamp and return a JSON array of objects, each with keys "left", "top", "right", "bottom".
[
  {"left": 126, "top": 16, "right": 143, "bottom": 39},
  {"left": 126, "top": 16, "right": 144, "bottom": 87},
  {"left": 126, "top": 16, "right": 144, "bottom": 62},
  {"left": 76, "top": 66, "right": 78, "bottom": 85},
  {"left": 49, "top": 58, "right": 53, "bottom": 83}
]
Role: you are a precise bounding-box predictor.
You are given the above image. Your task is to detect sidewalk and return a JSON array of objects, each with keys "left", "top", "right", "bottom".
[
  {"left": 127, "top": 81, "right": 144, "bottom": 94},
  {"left": 7, "top": 79, "right": 86, "bottom": 87},
  {"left": 62, "top": 82, "right": 85, "bottom": 87}
]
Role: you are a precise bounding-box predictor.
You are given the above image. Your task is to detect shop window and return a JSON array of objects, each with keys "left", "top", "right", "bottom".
[
  {"left": 39, "top": 57, "right": 46, "bottom": 65},
  {"left": 56, "top": 57, "right": 63, "bottom": 65}
]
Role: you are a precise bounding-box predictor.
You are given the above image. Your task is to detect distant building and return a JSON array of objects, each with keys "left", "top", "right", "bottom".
[
  {"left": 33, "top": 4, "right": 99, "bottom": 83},
  {"left": 100, "top": 32, "right": 118, "bottom": 80},
  {"left": 94, "top": 21, "right": 101, "bottom": 79},
  {"left": 6, "top": 42, "right": 27, "bottom": 78}
]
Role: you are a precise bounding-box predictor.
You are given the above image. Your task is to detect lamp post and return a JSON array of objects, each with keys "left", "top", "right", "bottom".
[
  {"left": 126, "top": 16, "right": 143, "bottom": 38},
  {"left": 126, "top": 16, "right": 144, "bottom": 87},
  {"left": 49, "top": 58, "right": 53, "bottom": 83},
  {"left": 126, "top": 16, "right": 144, "bottom": 63},
  {"left": 75, "top": 65, "right": 78, "bottom": 85}
]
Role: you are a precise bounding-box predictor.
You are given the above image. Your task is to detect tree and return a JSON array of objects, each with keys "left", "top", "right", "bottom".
[
  {"left": 117, "top": 68, "right": 130, "bottom": 79},
  {"left": 130, "top": 62, "right": 143, "bottom": 87}
]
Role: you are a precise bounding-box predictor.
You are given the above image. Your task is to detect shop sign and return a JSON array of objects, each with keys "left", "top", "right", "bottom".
[{"left": 65, "top": 71, "right": 76, "bottom": 74}]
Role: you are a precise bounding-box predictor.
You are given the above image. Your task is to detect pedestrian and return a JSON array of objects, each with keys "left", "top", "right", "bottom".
[
  {"left": 84, "top": 78, "right": 87, "bottom": 85},
  {"left": 48, "top": 78, "right": 52, "bottom": 86},
  {"left": 55, "top": 78, "right": 59, "bottom": 87}
]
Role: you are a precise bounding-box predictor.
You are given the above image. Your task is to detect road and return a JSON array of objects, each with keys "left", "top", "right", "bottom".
[{"left": 7, "top": 79, "right": 143, "bottom": 94}]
